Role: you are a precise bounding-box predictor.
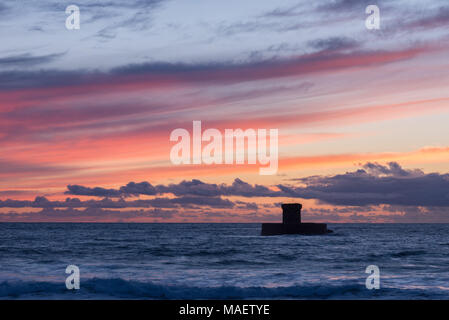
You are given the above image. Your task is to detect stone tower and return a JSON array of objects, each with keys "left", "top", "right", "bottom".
[
  {"left": 282, "top": 203, "right": 302, "bottom": 224},
  {"left": 261, "top": 203, "right": 331, "bottom": 235}
]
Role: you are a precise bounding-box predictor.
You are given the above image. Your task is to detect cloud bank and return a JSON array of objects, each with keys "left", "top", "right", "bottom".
[{"left": 2, "top": 163, "right": 449, "bottom": 222}]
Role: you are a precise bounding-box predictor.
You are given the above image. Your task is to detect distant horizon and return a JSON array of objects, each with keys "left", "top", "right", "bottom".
[{"left": 2, "top": 221, "right": 449, "bottom": 224}]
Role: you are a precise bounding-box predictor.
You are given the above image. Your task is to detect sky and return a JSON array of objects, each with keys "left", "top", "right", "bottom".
[{"left": 1, "top": 0, "right": 449, "bottom": 222}]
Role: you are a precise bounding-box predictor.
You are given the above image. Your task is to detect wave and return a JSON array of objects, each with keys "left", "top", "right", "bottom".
[
  {"left": 0, "top": 278, "right": 444, "bottom": 299},
  {"left": 183, "top": 248, "right": 242, "bottom": 257},
  {"left": 368, "top": 249, "right": 428, "bottom": 259},
  {"left": 390, "top": 250, "right": 427, "bottom": 258}
]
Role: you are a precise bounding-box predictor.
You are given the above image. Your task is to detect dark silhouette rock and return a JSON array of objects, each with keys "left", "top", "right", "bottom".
[{"left": 261, "top": 203, "right": 332, "bottom": 236}]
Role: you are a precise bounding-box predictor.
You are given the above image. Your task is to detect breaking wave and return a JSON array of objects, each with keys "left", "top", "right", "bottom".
[{"left": 0, "top": 278, "right": 444, "bottom": 300}]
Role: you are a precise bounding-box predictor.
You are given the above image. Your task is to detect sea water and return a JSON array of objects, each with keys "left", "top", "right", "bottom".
[{"left": 1, "top": 223, "right": 449, "bottom": 299}]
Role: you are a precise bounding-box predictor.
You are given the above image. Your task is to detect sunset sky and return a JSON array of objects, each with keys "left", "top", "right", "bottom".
[{"left": 1, "top": 0, "right": 449, "bottom": 222}]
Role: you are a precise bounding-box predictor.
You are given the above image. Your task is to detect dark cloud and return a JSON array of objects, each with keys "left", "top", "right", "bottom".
[
  {"left": 0, "top": 204, "right": 275, "bottom": 222},
  {"left": 0, "top": 207, "right": 176, "bottom": 222},
  {"left": 159, "top": 178, "right": 283, "bottom": 198},
  {"left": 308, "top": 37, "right": 358, "bottom": 51},
  {"left": 303, "top": 205, "right": 449, "bottom": 223},
  {"left": 261, "top": 3, "right": 306, "bottom": 18},
  {"left": 0, "top": 69, "right": 94, "bottom": 90},
  {"left": 235, "top": 201, "right": 259, "bottom": 211},
  {"left": 3, "top": 162, "right": 449, "bottom": 221},
  {"left": 28, "top": 26, "right": 45, "bottom": 32},
  {"left": 95, "top": 27, "right": 117, "bottom": 40},
  {"left": 0, "top": 45, "right": 424, "bottom": 91},
  {"left": 0, "top": 195, "right": 235, "bottom": 209},
  {"left": 66, "top": 185, "right": 122, "bottom": 198},
  {"left": 13, "top": 0, "right": 165, "bottom": 17},
  {"left": 220, "top": 179, "right": 283, "bottom": 197},
  {"left": 156, "top": 179, "right": 222, "bottom": 197},
  {"left": 0, "top": 52, "right": 65, "bottom": 67},
  {"left": 404, "top": 6, "right": 449, "bottom": 30},
  {"left": 280, "top": 162, "right": 449, "bottom": 207},
  {"left": 119, "top": 181, "right": 158, "bottom": 196},
  {"left": 170, "top": 196, "right": 234, "bottom": 208},
  {"left": 319, "top": 0, "right": 390, "bottom": 12},
  {"left": 362, "top": 161, "right": 421, "bottom": 177},
  {"left": 66, "top": 178, "right": 286, "bottom": 198},
  {"left": 3, "top": 203, "right": 447, "bottom": 223},
  {"left": 64, "top": 164, "right": 449, "bottom": 209}
]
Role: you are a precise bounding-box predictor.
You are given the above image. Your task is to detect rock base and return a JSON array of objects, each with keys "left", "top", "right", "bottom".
[{"left": 261, "top": 222, "right": 331, "bottom": 236}]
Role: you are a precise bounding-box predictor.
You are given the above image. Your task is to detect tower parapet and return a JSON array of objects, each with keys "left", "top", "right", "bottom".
[{"left": 281, "top": 203, "right": 302, "bottom": 224}]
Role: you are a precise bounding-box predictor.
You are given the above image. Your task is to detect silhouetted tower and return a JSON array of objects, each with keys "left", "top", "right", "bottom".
[
  {"left": 282, "top": 203, "right": 302, "bottom": 224},
  {"left": 261, "top": 202, "right": 330, "bottom": 235}
]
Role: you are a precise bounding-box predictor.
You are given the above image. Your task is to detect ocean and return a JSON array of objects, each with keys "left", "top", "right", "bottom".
[{"left": 1, "top": 223, "right": 449, "bottom": 299}]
